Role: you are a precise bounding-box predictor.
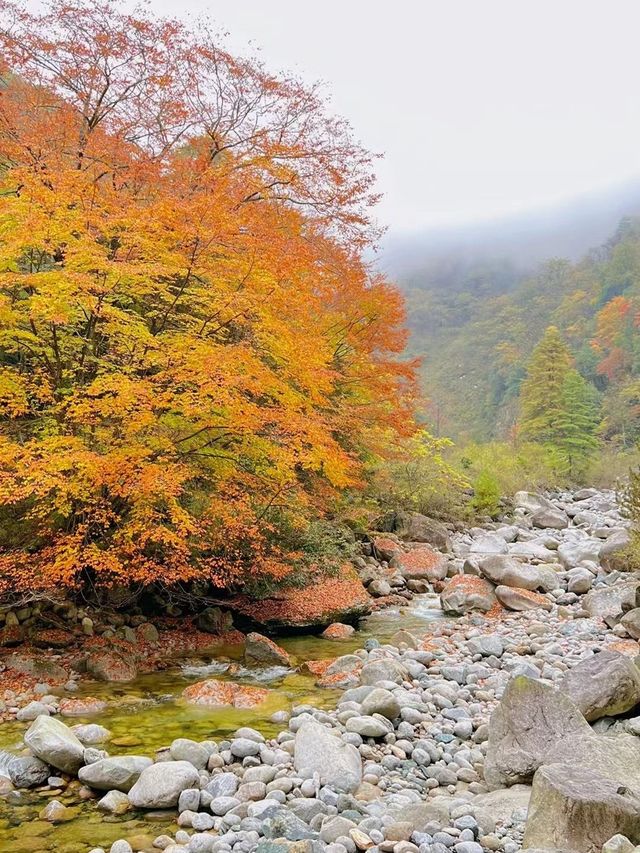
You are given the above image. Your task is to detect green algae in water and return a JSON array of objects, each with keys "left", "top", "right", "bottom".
[
  {"left": 0, "top": 783, "right": 178, "bottom": 853},
  {"left": 0, "top": 595, "right": 444, "bottom": 852}
]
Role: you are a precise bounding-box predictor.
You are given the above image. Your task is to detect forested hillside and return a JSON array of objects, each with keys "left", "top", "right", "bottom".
[{"left": 402, "top": 216, "right": 640, "bottom": 448}]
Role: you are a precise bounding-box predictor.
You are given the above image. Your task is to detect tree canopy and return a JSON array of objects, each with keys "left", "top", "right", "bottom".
[{"left": 0, "top": 0, "right": 418, "bottom": 595}]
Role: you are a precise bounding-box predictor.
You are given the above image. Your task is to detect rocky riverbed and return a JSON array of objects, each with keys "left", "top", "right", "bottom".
[{"left": 2, "top": 488, "right": 640, "bottom": 853}]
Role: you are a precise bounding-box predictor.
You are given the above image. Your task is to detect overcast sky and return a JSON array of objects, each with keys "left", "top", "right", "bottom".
[{"left": 146, "top": 0, "right": 640, "bottom": 235}]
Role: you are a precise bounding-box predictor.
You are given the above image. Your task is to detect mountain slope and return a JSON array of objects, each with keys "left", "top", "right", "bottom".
[{"left": 394, "top": 214, "right": 640, "bottom": 444}]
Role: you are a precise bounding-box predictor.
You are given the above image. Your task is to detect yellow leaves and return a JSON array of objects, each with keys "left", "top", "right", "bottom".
[
  {"left": 25, "top": 274, "right": 83, "bottom": 327},
  {"left": 64, "top": 374, "right": 157, "bottom": 436},
  {"left": 495, "top": 341, "right": 522, "bottom": 368},
  {"left": 0, "top": 369, "right": 29, "bottom": 417},
  {"left": 0, "top": 35, "right": 419, "bottom": 595}
]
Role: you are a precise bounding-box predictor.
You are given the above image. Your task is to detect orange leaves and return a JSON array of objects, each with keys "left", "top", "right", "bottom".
[
  {"left": 595, "top": 296, "right": 632, "bottom": 346},
  {"left": 0, "top": 0, "right": 418, "bottom": 595},
  {"left": 229, "top": 572, "right": 371, "bottom": 627},
  {"left": 592, "top": 295, "right": 635, "bottom": 382}
]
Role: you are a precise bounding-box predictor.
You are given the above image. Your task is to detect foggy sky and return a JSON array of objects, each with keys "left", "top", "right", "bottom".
[{"left": 138, "top": 0, "right": 640, "bottom": 235}]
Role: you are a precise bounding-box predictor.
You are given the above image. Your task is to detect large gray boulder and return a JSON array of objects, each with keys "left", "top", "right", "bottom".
[
  {"left": 78, "top": 755, "right": 153, "bottom": 792},
  {"left": 473, "top": 785, "right": 532, "bottom": 824},
  {"left": 566, "top": 567, "right": 593, "bottom": 594},
  {"left": 360, "top": 687, "right": 401, "bottom": 719},
  {"left": 478, "top": 555, "right": 544, "bottom": 591},
  {"left": 467, "top": 633, "right": 504, "bottom": 657},
  {"left": 388, "top": 797, "right": 451, "bottom": 829},
  {"left": 485, "top": 676, "right": 640, "bottom": 791},
  {"left": 531, "top": 508, "right": 569, "bottom": 530},
  {"left": 495, "top": 585, "right": 552, "bottom": 612},
  {"left": 345, "top": 714, "right": 393, "bottom": 738},
  {"left": 96, "top": 789, "right": 131, "bottom": 815},
  {"left": 620, "top": 608, "right": 640, "bottom": 639},
  {"left": 195, "top": 606, "right": 233, "bottom": 634},
  {"left": 485, "top": 676, "right": 589, "bottom": 787},
  {"left": 293, "top": 719, "right": 362, "bottom": 793},
  {"left": 244, "top": 632, "right": 291, "bottom": 667},
  {"left": 71, "top": 724, "right": 111, "bottom": 745},
  {"left": 367, "top": 578, "right": 392, "bottom": 597},
  {"left": 468, "top": 534, "right": 508, "bottom": 555},
  {"left": 24, "top": 716, "right": 85, "bottom": 774},
  {"left": 360, "top": 659, "right": 408, "bottom": 685},
  {"left": 601, "top": 836, "right": 637, "bottom": 853},
  {"left": 376, "top": 511, "right": 450, "bottom": 550},
  {"left": 522, "top": 763, "right": 640, "bottom": 853},
  {"left": 601, "top": 528, "right": 631, "bottom": 557},
  {"left": 583, "top": 581, "right": 640, "bottom": 620},
  {"left": 560, "top": 651, "right": 640, "bottom": 722},
  {"left": 514, "top": 492, "right": 557, "bottom": 513},
  {"left": 574, "top": 488, "right": 598, "bottom": 500},
  {"left": 557, "top": 538, "right": 602, "bottom": 568},
  {"left": 440, "top": 575, "right": 498, "bottom": 615},
  {"left": 7, "top": 755, "right": 50, "bottom": 788},
  {"left": 521, "top": 849, "right": 580, "bottom": 853},
  {"left": 127, "top": 761, "right": 200, "bottom": 808},
  {"left": 509, "top": 542, "right": 558, "bottom": 561}
]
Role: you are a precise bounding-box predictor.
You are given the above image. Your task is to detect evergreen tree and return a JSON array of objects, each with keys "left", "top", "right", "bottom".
[
  {"left": 519, "top": 326, "right": 573, "bottom": 444},
  {"left": 519, "top": 326, "right": 600, "bottom": 477},
  {"left": 555, "top": 370, "right": 601, "bottom": 474}
]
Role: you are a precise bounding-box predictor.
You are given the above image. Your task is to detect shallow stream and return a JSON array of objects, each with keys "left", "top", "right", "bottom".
[{"left": 0, "top": 595, "right": 444, "bottom": 853}]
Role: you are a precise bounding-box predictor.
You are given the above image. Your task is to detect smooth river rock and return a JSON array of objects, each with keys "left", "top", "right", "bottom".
[
  {"left": 7, "top": 756, "right": 50, "bottom": 788},
  {"left": 78, "top": 755, "right": 153, "bottom": 792},
  {"left": 244, "top": 632, "right": 291, "bottom": 667},
  {"left": 495, "top": 585, "right": 552, "bottom": 612},
  {"left": 360, "top": 687, "right": 401, "bottom": 719},
  {"left": 127, "top": 761, "right": 200, "bottom": 808},
  {"left": 293, "top": 719, "right": 362, "bottom": 793},
  {"left": 478, "top": 555, "right": 544, "bottom": 591},
  {"left": 24, "top": 716, "right": 85, "bottom": 774}
]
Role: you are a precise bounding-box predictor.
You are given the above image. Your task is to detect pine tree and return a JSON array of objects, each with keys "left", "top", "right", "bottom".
[
  {"left": 555, "top": 370, "right": 601, "bottom": 475},
  {"left": 519, "top": 326, "right": 573, "bottom": 444},
  {"left": 519, "top": 326, "right": 600, "bottom": 477}
]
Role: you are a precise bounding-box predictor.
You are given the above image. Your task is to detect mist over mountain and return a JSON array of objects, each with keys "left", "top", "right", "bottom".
[
  {"left": 381, "top": 180, "right": 640, "bottom": 445},
  {"left": 380, "top": 177, "right": 640, "bottom": 282}
]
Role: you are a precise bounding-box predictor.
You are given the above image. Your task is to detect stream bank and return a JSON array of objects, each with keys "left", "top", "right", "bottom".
[{"left": 0, "top": 487, "right": 638, "bottom": 853}]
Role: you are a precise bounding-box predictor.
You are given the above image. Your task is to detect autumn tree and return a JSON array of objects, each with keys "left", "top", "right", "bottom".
[
  {"left": 592, "top": 296, "right": 635, "bottom": 382},
  {"left": 0, "top": 0, "right": 418, "bottom": 596}
]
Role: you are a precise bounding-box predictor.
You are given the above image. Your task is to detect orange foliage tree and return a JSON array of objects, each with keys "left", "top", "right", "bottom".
[
  {"left": 0, "top": 0, "right": 417, "bottom": 595},
  {"left": 592, "top": 295, "right": 634, "bottom": 382}
]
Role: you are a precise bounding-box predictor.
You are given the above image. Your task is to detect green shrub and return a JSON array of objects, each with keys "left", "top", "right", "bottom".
[
  {"left": 588, "top": 446, "right": 640, "bottom": 491},
  {"left": 365, "top": 430, "right": 470, "bottom": 522},
  {"left": 470, "top": 470, "right": 501, "bottom": 517},
  {"left": 453, "top": 441, "right": 566, "bottom": 495}
]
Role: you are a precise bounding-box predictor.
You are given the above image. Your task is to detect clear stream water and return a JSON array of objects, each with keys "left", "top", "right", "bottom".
[{"left": 0, "top": 595, "right": 445, "bottom": 853}]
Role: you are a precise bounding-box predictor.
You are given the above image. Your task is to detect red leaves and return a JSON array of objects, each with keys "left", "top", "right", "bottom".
[
  {"left": 229, "top": 573, "right": 371, "bottom": 628},
  {"left": 182, "top": 679, "right": 270, "bottom": 709}
]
